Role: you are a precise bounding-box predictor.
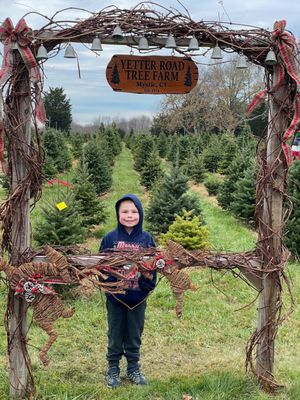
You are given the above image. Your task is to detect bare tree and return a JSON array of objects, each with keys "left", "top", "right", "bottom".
[{"left": 156, "top": 56, "right": 264, "bottom": 135}]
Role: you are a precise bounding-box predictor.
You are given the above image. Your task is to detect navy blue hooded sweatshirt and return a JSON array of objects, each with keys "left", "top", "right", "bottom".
[{"left": 100, "top": 194, "right": 156, "bottom": 307}]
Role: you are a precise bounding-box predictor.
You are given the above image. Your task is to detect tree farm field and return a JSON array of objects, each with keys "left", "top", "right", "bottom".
[{"left": 1, "top": 146, "right": 300, "bottom": 399}]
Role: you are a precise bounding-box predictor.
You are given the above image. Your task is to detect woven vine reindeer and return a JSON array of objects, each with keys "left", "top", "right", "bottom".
[
  {"left": 0, "top": 247, "right": 77, "bottom": 366},
  {"left": 0, "top": 242, "right": 197, "bottom": 365}
]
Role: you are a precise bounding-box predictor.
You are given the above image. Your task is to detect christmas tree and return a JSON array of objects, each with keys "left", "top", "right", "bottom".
[
  {"left": 146, "top": 166, "right": 202, "bottom": 235},
  {"left": 159, "top": 209, "right": 210, "bottom": 250},
  {"left": 140, "top": 152, "right": 164, "bottom": 190},
  {"left": 34, "top": 193, "right": 86, "bottom": 246},
  {"left": 217, "top": 152, "right": 253, "bottom": 210},
  {"left": 112, "top": 64, "right": 120, "bottom": 84},
  {"left": 73, "top": 163, "right": 106, "bottom": 229},
  {"left": 230, "top": 160, "right": 257, "bottom": 222},
  {"left": 83, "top": 140, "right": 112, "bottom": 195},
  {"left": 184, "top": 66, "right": 192, "bottom": 87},
  {"left": 133, "top": 134, "right": 154, "bottom": 172}
]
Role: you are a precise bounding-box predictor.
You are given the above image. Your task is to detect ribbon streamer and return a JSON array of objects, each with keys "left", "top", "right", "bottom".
[
  {"left": 47, "top": 179, "right": 74, "bottom": 188},
  {"left": 247, "top": 20, "right": 300, "bottom": 166}
]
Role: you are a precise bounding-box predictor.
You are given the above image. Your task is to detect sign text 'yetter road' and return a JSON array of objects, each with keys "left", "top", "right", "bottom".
[{"left": 106, "top": 55, "right": 198, "bottom": 94}]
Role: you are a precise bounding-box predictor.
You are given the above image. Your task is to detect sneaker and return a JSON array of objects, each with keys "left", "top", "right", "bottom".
[
  {"left": 127, "top": 369, "right": 147, "bottom": 385},
  {"left": 106, "top": 367, "right": 121, "bottom": 389}
]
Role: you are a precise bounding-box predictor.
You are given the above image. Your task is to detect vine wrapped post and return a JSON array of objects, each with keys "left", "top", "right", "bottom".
[
  {"left": 256, "top": 75, "right": 288, "bottom": 388},
  {"left": 7, "top": 49, "right": 34, "bottom": 398}
]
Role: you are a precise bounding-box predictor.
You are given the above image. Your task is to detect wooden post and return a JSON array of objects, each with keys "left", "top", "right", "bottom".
[
  {"left": 256, "top": 76, "right": 288, "bottom": 386},
  {"left": 7, "top": 50, "right": 33, "bottom": 399}
]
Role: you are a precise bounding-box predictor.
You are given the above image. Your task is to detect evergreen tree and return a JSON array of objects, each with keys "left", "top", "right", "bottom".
[
  {"left": 34, "top": 193, "right": 86, "bottom": 245},
  {"left": 73, "top": 163, "right": 106, "bottom": 228},
  {"left": 42, "top": 129, "right": 72, "bottom": 173},
  {"left": 44, "top": 87, "right": 72, "bottom": 133},
  {"left": 112, "top": 64, "right": 120, "bottom": 84},
  {"left": 192, "top": 155, "right": 206, "bottom": 183},
  {"left": 69, "top": 133, "right": 86, "bottom": 159},
  {"left": 183, "top": 154, "right": 206, "bottom": 183},
  {"left": 184, "top": 67, "right": 192, "bottom": 87},
  {"left": 146, "top": 166, "right": 202, "bottom": 235},
  {"left": 83, "top": 140, "right": 112, "bottom": 195},
  {"left": 166, "top": 136, "right": 179, "bottom": 163},
  {"left": 217, "top": 152, "right": 254, "bottom": 210},
  {"left": 43, "top": 156, "right": 57, "bottom": 179},
  {"left": 157, "top": 132, "right": 168, "bottom": 158},
  {"left": 230, "top": 160, "right": 257, "bottom": 221},
  {"left": 55, "top": 132, "right": 73, "bottom": 172},
  {"left": 140, "top": 152, "right": 164, "bottom": 190},
  {"left": 133, "top": 135, "right": 154, "bottom": 172},
  {"left": 284, "top": 160, "right": 300, "bottom": 258},
  {"left": 159, "top": 209, "right": 210, "bottom": 250},
  {"left": 217, "top": 133, "right": 238, "bottom": 173},
  {"left": 204, "top": 175, "right": 223, "bottom": 196}
]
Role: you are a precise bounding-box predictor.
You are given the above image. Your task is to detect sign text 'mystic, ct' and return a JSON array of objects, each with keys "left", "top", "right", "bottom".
[{"left": 106, "top": 55, "right": 198, "bottom": 94}]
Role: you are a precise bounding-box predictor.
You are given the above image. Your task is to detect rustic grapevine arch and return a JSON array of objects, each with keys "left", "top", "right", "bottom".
[{"left": 0, "top": 2, "right": 299, "bottom": 398}]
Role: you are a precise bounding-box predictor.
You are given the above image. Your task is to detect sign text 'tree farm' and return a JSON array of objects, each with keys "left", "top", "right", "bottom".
[{"left": 106, "top": 55, "right": 198, "bottom": 94}]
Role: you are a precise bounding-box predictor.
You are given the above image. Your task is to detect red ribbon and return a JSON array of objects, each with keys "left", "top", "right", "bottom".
[
  {"left": 247, "top": 21, "right": 300, "bottom": 166},
  {"left": 47, "top": 179, "right": 74, "bottom": 188}
]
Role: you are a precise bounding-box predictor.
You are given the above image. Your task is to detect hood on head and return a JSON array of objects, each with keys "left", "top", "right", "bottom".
[{"left": 115, "top": 194, "right": 143, "bottom": 236}]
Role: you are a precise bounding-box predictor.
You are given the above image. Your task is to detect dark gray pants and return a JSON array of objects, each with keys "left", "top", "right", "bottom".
[{"left": 106, "top": 296, "right": 146, "bottom": 373}]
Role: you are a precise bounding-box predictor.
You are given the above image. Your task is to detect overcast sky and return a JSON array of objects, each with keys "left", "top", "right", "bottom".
[{"left": 1, "top": 0, "right": 300, "bottom": 125}]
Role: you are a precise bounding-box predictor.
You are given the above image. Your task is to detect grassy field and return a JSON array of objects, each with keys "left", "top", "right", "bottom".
[{"left": 1, "top": 145, "right": 300, "bottom": 399}]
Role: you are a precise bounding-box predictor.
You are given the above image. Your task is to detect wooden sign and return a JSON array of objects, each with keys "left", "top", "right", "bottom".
[{"left": 106, "top": 55, "right": 198, "bottom": 94}]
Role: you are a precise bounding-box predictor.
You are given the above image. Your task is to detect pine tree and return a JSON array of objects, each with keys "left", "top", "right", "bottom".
[
  {"left": 217, "top": 133, "right": 238, "bottom": 173},
  {"left": 230, "top": 161, "right": 257, "bottom": 221},
  {"left": 183, "top": 154, "right": 206, "bottom": 183},
  {"left": 42, "top": 129, "right": 72, "bottom": 173},
  {"left": 112, "top": 64, "right": 120, "bottom": 84},
  {"left": 193, "top": 155, "right": 206, "bottom": 183},
  {"left": 284, "top": 160, "right": 300, "bottom": 258},
  {"left": 146, "top": 166, "right": 202, "bottom": 235},
  {"left": 159, "top": 209, "right": 210, "bottom": 250},
  {"left": 184, "top": 66, "right": 192, "bottom": 87},
  {"left": 34, "top": 193, "right": 86, "bottom": 246},
  {"left": 83, "top": 140, "right": 112, "bottom": 195},
  {"left": 140, "top": 152, "right": 164, "bottom": 190},
  {"left": 157, "top": 132, "right": 168, "bottom": 158},
  {"left": 73, "top": 163, "right": 106, "bottom": 228},
  {"left": 217, "top": 152, "right": 254, "bottom": 210},
  {"left": 44, "top": 87, "right": 72, "bottom": 133},
  {"left": 133, "top": 135, "right": 154, "bottom": 172},
  {"left": 69, "top": 133, "right": 86, "bottom": 159}
]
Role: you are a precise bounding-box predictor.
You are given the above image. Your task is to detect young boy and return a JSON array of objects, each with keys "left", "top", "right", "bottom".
[{"left": 100, "top": 194, "right": 156, "bottom": 389}]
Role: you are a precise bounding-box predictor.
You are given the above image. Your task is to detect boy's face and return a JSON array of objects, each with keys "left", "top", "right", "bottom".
[{"left": 118, "top": 200, "right": 140, "bottom": 232}]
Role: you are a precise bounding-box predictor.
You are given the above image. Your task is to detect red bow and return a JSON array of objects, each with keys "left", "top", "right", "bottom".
[
  {"left": 0, "top": 18, "right": 46, "bottom": 166},
  {"left": 0, "top": 17, "right": 31, "bottom": 49}
]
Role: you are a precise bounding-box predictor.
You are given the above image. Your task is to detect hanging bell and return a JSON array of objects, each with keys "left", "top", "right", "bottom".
[
  {"left": 165, "top": 34, "right": 177, "bottom": 49},
  {"left": 36, "top": 44, "right": 48, "bottom": 61},
  {"left": 91, "top": 34, "right": 103, "bottom": 51},
  {"left": 112, "top": 24, "right": 124, "bottom": 41},
  {"left": 265, "top": 50, "right": 277, "bottom": 65},
  {"left": 211, "top": 44, "right": 223, "bottom": 59},
  {"left": 64, "top": 43, "right": 77, "bottom": 58},
  {"left": 236, "top": 56, "right": 248, "bottom": 69},
  {"left": 188, "top": 37, "right": 199, "bottom": 51},
  {"left": 138, "top": 36, "right": 149, "bottom": 50}
]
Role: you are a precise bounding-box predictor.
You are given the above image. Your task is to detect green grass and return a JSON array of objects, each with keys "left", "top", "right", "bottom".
[
  {"left": 1, "top": 147, "right": 300, "bottom": 399},
  {"left": 198, "top": 194, "right": 257, "bottom": 252}
]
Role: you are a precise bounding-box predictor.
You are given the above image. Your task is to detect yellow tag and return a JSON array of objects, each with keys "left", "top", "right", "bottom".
[{"left": 56, "top": 202, "right": 68, "bottom": 211}]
